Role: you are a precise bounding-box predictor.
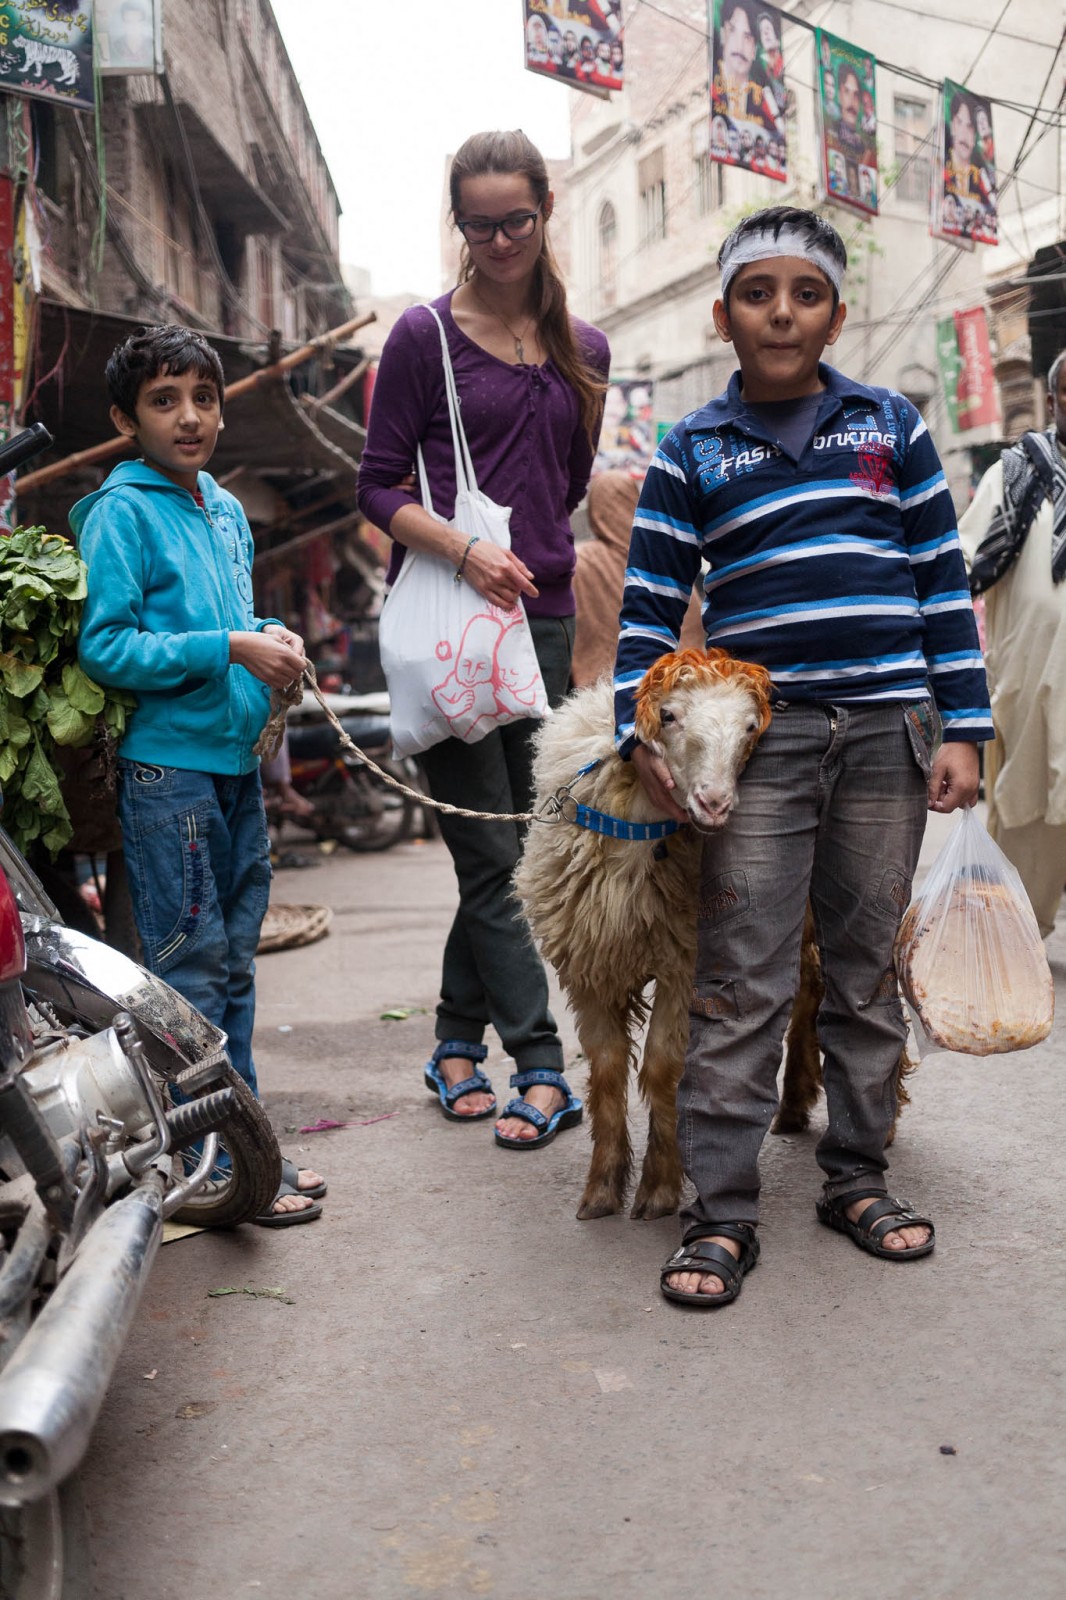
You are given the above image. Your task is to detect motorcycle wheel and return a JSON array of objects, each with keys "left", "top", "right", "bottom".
[
  {"left": 313, "top": 760, "right": 417, "bottom": 853},
  {"left": 163, "top": 1063, "right": 282, "bottom": 1229},
  {"left": 0, "top": 1474, "right": 91, "bottom": 1600}
]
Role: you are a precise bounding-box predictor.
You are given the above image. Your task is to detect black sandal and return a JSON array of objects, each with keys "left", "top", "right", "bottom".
[
  {"left": 816, "top": 1189, "right": 935, "bottom": 1260},
  {"left": 660, "top": 1223, "right": 759, "bottom": 1308}
]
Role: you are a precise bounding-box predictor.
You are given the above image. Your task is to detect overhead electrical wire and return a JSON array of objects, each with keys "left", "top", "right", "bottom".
[
  {"left": 858, "top": 48, "right": 1065, "bottom": 378},
  {"left": 585, "top": 0, "right": 1063, "bottom": 359},
  {"left": 632, "top": 0, "right": 1066, "bottom": 118}
]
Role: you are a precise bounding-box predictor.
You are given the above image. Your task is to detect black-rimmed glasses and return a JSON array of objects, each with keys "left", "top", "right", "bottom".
[{"left": 456, "top": 209, "right": 541, "bottom": 244}]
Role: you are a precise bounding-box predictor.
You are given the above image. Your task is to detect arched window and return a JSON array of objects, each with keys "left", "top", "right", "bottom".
[{"left": 598, "top": 201, "right": 618, "bottom": 308}]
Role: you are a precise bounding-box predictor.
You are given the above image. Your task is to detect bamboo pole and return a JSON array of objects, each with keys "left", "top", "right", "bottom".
[
  {"left": 303, "top": 355, "right": 370, "bottom": 413},
  {"left": 16, "top": 310, "right": 377, "bottom": 493}
]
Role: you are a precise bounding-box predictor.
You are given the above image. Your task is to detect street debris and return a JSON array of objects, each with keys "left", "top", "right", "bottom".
[
  {"left": 175, "top": 1402, "right": 217, "bottom": 1419},
  {"left": 939, "top": 1445, "right": 958, "bottom": 1456},
  {"left": 142, "top": 1369, "right": 158, "bottom": 1381},
  {"left": 298, "top": 1112, "right": 399, "bottom": 1134},
  {"left": 207, "top": 1286, "right": 295, "bottom": 1305},
  {"left": 594, "top": 1369, "right": 634, "bottom": 1393},
  {"left": 380, "top": 1006, "right": 428, "bottom": 1020}
]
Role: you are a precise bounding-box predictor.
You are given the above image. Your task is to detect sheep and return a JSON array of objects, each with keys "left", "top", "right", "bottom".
[
  {"left": 773, "top": 908, "right": 915, "bottom": 1144},
  {"left": 515, "top": 647, "right": 911, "bottom": 1222}
]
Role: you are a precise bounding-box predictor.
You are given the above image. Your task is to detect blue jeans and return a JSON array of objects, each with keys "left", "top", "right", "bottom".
[
  {"left": 117, "top": 762, "right": 272, "bottom": 1097},
  {"left": 678, "top": 701, "right": 934, "bottom": 1241}
]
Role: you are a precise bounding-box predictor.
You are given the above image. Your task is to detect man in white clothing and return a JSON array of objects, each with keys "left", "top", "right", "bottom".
[{"left": 959, "top": 350, "right": 1066, "bottom": 935}]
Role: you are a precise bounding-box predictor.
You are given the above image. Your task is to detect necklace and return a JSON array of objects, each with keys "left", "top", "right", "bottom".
[{"left": 472, "top": 287, "right": 535, "bottom": 365}]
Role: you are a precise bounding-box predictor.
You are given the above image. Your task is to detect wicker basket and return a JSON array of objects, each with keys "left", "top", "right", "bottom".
[{"left": 257, "top": 902, "right": 333, "bottom": 953}]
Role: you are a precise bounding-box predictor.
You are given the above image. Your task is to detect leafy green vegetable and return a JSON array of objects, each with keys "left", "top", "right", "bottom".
[{"left": 0, "top": 527, "right": 135, "bottom": 856}]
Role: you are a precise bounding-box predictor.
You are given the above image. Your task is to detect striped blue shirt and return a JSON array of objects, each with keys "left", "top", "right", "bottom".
[{"left": 614, "top": 365, "right": 993, "bottom": 754}]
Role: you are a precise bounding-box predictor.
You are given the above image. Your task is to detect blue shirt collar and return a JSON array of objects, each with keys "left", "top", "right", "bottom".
[{"left": 681, "top": 363, "right": 884, "bottom": 437}]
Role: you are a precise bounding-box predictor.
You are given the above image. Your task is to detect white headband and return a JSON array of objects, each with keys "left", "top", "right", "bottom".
[{"left": 719, "top": 225, "right": 845, "bottom": 298}]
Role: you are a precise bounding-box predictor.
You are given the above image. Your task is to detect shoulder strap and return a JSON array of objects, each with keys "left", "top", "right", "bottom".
[{"left": 419, "top": 303, "right": 479, "bottom": 498}]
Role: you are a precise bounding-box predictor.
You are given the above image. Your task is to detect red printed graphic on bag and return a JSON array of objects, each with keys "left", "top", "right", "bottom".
[
  {"left": 431, "top": 607, "right": 543, "bottom": 738},
  {"left": 431, "top": 613, "right": 504, "bottom": 741},
  {"left": 494, "top": 617, "right": 544, "bottom": 715}
]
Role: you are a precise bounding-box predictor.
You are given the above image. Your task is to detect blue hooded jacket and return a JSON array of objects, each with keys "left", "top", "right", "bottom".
[{"left": 71, "top": 461, "right": 278, "bottom": 775}]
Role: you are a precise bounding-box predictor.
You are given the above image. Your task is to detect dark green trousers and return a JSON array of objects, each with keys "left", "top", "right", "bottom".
[{"left": 418, "top": 615, "right": 575, "bottom": 1070}]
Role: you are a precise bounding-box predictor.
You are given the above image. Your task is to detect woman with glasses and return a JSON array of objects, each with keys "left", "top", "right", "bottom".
[{"left": 357, "top": 129, "right": 609, "bottom": 1149}]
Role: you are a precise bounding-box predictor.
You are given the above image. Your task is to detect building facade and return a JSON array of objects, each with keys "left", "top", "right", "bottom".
[
  {"left": 5, "top": 0, "right": 376, "bottom": 659},
  {"left": 563, "top": 0, "right": 1063, "bottom": 501}
]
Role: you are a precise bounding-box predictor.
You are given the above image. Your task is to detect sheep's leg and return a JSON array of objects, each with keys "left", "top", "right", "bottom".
[
  {"left": 774, "top": 915, "right": 917, "bottom": 1144},
  {"left": 631, "top": 972, "right": 688, "bottom": 1220},
  {"left": 885, "top": 1044, "right": 916, "bottom": 1146},
  {"left": 774, "top": 908, "right": 824, "bottom": 1134},
  {"left": 573, "top": 986, "right": 635, "bottom": 1220}
]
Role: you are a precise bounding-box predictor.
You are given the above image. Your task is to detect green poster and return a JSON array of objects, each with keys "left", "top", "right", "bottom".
[{"left": 936, "top": 316, "right": 962, "bottom": 433}]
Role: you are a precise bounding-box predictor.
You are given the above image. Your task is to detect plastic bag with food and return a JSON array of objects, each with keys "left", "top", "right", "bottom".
[{"left": 895, "top": 807, "right": 1053, "bottom": 1055}]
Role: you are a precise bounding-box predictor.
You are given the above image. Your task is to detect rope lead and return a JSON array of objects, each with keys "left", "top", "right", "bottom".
[{"left": 257, "top": 666, "right": 552, "bottom": 825}]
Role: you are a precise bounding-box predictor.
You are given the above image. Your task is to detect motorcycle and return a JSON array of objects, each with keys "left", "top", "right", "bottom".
[
  {"left": 271, "top": 687, "right": 434, "bottom": 852},
  {"left": 0, "top": 821, "right": 282, "bottom": 1596}
]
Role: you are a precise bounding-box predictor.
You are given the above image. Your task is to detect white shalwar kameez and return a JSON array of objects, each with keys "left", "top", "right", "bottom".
[{"left": 959, "top": 453, "right": 1066, "bottom": 935}]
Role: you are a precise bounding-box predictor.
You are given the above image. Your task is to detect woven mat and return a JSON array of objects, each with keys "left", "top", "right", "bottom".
[{"left": 257, "top": 902, "right": 333, "bottom": 953}]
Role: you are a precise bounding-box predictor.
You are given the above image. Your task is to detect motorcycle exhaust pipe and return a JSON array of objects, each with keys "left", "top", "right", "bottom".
[{"left": 0, "top": 1173, "right": 164, "bottom": 1506}]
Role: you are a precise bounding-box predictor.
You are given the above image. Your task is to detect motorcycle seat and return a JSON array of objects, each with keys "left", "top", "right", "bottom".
[{"left": 286, "top": 714, "right": 391, "bottom": 762}]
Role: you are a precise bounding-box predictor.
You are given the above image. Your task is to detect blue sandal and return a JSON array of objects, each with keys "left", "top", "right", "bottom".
[
  {"left": 424, "top": 1039, "right": 497, "bottom": 1122},
  {"left": 494, "top": 1068, "right": 583, "bottom": 1150}
]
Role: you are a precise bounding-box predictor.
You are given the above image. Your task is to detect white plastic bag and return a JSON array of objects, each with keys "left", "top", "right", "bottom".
[
  {"left": 378, "top": 306, "right": 549, "bottom": 759},
  {"left": 380, "top": 539, "right": 549, "bottom": 759},
  {"left": 895, "top": 807, "right": 1053, "bottom": 1055}
]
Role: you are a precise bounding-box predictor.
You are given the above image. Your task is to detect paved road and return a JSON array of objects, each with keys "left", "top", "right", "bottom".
[{"left": 83, "top": 814, "right": 1065, "bottom": 1599}]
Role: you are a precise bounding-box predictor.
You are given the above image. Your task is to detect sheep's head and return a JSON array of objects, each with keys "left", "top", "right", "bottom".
[{"left": 634, "top": 648, "right": 773, "bottom": 830}]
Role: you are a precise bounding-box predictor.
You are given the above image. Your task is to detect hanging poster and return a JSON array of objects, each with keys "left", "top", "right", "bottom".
[
  {"left": 936, "top": 309, "right": 999, "bottom": 433},
  {"left": 936, "top": 316, "right": 963, "bottom": 432},
  {"left": 595, "top": 378, "right": 656, "bottom": 476},
  {"left": 815, "top": 28, "right": 878, "bottom": 217},
  {"left": 710, "top": 0, "right": 787, "bottom": 181},
  {"left": 934, "top": 81, "right": 998, "bottom": 248},
  {"left": 0, "top": 3, "right": 95, "bottom": 112},
  {"left": 524, "top": 1, "right": 624, "bottom": 97},
  {"left": 95, "top": 0, "right": 162, "bottom": 76}
]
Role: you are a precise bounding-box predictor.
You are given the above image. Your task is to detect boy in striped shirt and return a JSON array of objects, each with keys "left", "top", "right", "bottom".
[{"left": 612, "top": 207, "right": 992, "bottom": 1308}]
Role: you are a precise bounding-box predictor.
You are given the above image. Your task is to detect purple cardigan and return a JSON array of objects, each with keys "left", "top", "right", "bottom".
[{"left": 356, "top": 291, "right": 610, "bottom": 618}]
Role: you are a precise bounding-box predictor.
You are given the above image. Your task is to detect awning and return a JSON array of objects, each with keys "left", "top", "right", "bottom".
[{"left": 16, "top": 300, "right": 366, "bottom": 535}]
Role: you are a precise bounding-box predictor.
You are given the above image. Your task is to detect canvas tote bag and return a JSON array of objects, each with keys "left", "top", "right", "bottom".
[{"left": 378, "top": 305, "right": 550, "bottom": 758}]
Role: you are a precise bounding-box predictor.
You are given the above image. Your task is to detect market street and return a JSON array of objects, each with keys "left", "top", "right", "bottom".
[{"left": 82, "top": 813, "right": 1065, "bottom": 1600}]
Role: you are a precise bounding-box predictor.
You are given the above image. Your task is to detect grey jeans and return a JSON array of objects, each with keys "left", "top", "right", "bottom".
[
  {"left": 418, "top": 615, "right": 575, "bottom": 1070},
  {"left": 679, "top": 699, "right": 934, "bottom": 1241}
]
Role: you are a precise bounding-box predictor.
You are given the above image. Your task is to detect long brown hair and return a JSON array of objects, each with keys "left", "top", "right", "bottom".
[{"left": 449, "top": 130, "right": 605, "bottom": 445}]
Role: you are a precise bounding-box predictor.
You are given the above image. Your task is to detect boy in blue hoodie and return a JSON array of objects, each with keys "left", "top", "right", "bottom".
[{"left": 72, "top": 324, "right": 323, "bottom": 1225}]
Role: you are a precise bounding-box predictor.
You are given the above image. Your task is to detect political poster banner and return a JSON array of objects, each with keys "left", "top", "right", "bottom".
[
  {"left": 815, "top": 28, "right": 878, "bottom": 217},
  {"left": 710, "top": 0, "right": 787, "bottom": 181},
  {"left": 936, "top": 308, "right": 999, "bottom": 433},
  {"left": 96, "top": 0, "right": 162, "bottom": 76},
  {"left": 0, "top": 2, "right": 95, "bottom": 111},
  {"left": 524, "top": 1, "right": 624, "bottom": 97},
  {"left": 933, "top": 80, "right": 998, "bottom": 248},
  {"left": 595, "top": 378, "right": 656, "bottom": 477}
]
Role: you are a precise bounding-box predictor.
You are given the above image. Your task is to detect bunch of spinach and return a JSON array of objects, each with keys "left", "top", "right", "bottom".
[{"left": 0, "top": 526, "right": 134, "bottom": 854}]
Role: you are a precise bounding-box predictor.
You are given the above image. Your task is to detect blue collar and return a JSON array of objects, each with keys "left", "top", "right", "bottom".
[
  {"left": 680, "top": 363, "right": 884, "bottom": 439},
  {"left": 549, "top": 760, "right": 682, "bottom": 843}
]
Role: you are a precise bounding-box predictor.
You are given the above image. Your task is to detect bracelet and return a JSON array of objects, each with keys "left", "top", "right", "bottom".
[{"left": 454, "top": 534, "right": 481, "bottom": 585}]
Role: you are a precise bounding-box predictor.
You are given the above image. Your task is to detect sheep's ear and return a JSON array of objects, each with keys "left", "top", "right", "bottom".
[{"left": 633, "top": 701, "right": 661, "bottom": 745}]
